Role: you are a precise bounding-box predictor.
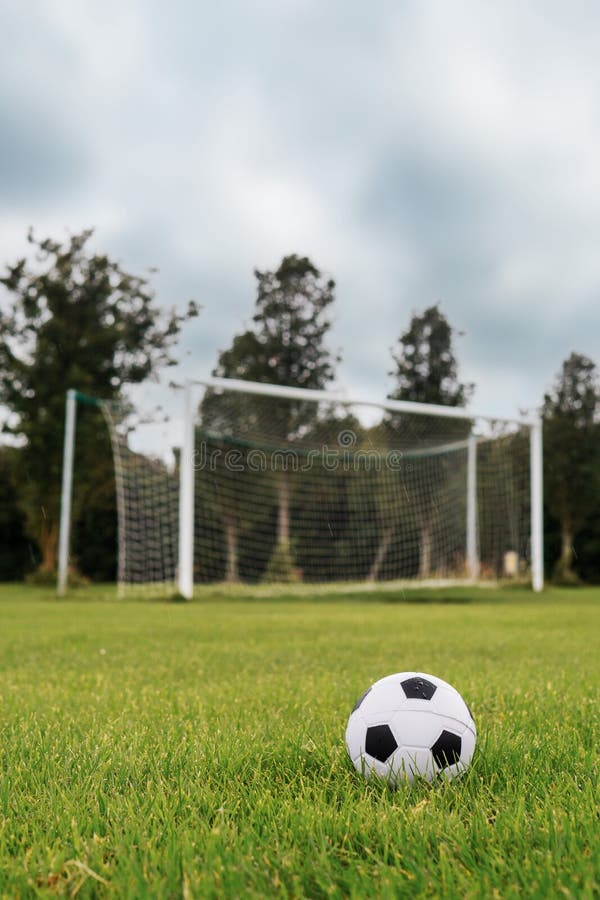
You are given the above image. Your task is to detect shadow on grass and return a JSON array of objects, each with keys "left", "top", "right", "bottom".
[
  {"left": 195, "top": 588, "right": 486, "bottom": 605},
  {"left": 382, "top": 593, "right": 473, "bottom": 605},
  {"left": 8, "top": 581, "right": 581, "bottom": 607}
]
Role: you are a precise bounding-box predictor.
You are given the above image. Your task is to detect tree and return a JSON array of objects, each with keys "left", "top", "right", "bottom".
[
  {"left": 388, "top": 304, "right": 472, "bottom": 578},
  {"left": 253, "top": 256, "right": 338, "bottom": 574},
  {"left": 0, "top": 229, "right": 198, "bottom": 573},
  {"left": 203, "top": 255, "right": 338, "bottom": 581},
  {"left": 543, "top": 353, "right": 600, "bottom": 583},
  {"left": 198, "top": 333, "right": 272, "bottom": 583},
  {"left": 389, "top": 304, "right": 472, "bottom": 409},
  {"left": 73, "top": 462, "right": 118, "bottom": 582},
  {"left": 0, "top": 447, "right": 36, "bottom": 579}
]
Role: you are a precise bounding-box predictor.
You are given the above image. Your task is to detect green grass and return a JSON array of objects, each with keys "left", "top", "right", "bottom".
[{"left": 0, "top": 584, "right": 598, "bottom": 898}]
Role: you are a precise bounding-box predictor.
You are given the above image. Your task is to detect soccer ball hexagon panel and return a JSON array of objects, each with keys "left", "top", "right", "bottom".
[{"left": 346, "top": 671, "right": 476, "bottom": 786}]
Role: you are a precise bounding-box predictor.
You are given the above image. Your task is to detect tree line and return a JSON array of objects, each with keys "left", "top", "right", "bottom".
[{"left": 0, "top": 230, "right": 598, "bottom": 585}]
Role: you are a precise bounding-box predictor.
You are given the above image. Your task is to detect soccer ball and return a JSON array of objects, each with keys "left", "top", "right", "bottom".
[{"left": 345, "top": 672, "right": 476, "bottom": 786}]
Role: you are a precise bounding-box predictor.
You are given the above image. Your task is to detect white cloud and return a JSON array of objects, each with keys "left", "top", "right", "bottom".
[{"left": 2, "top": 0, "right": 600, "bottom": 429}]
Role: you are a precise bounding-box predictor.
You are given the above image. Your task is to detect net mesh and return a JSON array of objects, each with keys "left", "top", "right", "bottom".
[
  {"left": 100, "top": 400, "right": 179, "bottom": 596},
  {"left": 193, "top": 386, "right": 531, "bottom": 587},
  {"left": 96, "top": 384, "right": 532, "bottom": 594}
]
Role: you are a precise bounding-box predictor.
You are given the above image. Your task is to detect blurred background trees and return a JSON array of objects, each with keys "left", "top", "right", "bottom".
[
  {"left": 386, "top": 304, "right": 473, "bottom": 579},
  {"left": 0, "top": 446, "right": 34, "bottom": 579},
  {"left": 543, "top": 353, "right": 600, "bottom": 584},
  {"left": 0, "top": 229, "right": 198, "bottom": 579},
  {"left": 197, "top": 254, "right": 339, "bottom": 582},
  {"left": 2, "top": 231, "right": 600, "bottom": 585}
]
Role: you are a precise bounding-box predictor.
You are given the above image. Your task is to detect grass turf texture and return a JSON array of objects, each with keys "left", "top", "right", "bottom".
[{"left": 0, "top": 586, "right": 598, "bottom": 897}]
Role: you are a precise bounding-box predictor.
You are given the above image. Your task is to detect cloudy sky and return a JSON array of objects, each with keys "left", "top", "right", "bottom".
[{"left": 2, "top": 0, "right": 600, "bottom": 422}]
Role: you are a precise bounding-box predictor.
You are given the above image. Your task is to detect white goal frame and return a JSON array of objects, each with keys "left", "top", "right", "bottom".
[{"left": 57, "top": 378, "right": 544, "bottom": 596}]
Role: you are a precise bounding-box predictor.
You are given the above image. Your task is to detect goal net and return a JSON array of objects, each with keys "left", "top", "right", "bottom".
[
  {"left": 58, "top": 380, "right": 543, "bottom": 596},
  {"left": 100, "top": 399, "right": 179, "bottom": 594}
]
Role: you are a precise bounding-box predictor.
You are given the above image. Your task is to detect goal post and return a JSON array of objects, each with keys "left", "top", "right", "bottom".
[
  {"left": 530, "top": 413, "right": 544, "bottom": 593},
  {"left": 57, "top": 387, "right": 181, "bottom": 597},
  {"left": 57, "top": 389, "right": 77, "bottom": 596},
  {"left": 57, "top": 388, "right": 110, "bottom": 595},
  {"left": 57, "top": 379, "right": 544, "bottom": 596},
  {"left": 178, "top": 381, "right": 195, "bottom": 599},
  {"left": 466, "top": 432, "right": 479, "bottom": 582},
  {"left": 182, "top": 377, "right": 543, "bottom": 594}
]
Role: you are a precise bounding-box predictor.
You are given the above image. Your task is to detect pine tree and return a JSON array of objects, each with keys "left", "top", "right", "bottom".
[
  {"left": 199, "top": 333, "right": 271, "bottom": 582},
  {"left": 202, "top": 255, "right": 338, "bottom": 581},
  {"left": 388, "top": 304, "right": 472, "bottom": 578}
]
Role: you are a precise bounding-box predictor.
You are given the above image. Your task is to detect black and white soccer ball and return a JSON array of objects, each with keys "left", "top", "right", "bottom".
[{"left": 345, "top": 672, "right": 476, "bottom": 786}]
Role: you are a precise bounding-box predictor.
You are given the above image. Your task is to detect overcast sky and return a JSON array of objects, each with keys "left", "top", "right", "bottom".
[{"left": 2, "top": 0, "right": 600, "bottom": 422}]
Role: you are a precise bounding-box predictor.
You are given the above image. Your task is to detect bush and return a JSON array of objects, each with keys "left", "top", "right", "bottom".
[
  {"left": 263, "top": 541, "right": 300, "bottom": 583},
  {"left": 551, "top": 558, "right": 582, "bottom": 587},
  {"left": 25, "top": 567, "right": 90, "bottom": 588}
]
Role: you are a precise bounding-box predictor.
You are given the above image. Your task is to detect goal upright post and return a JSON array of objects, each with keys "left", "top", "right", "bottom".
[
  {"left": 178, "top": 381, "right": 195, "bottom": 599},
  {"left": 466, "top": 432, "right": 479, "bottom": 580},
  {"left": 530, "top": 413, "right": 544, "bottom": 593},
  {"left": 57, "top": 389, "right": 77, "bottom": 596}
]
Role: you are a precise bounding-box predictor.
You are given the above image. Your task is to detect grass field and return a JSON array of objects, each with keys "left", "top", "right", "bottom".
[{"left": 0, "top": 584, "right": 598, "bottom": 898}]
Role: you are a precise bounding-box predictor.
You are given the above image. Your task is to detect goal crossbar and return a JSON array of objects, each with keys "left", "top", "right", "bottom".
[{"left": 195, "top": 376, "right": 535, "bottom": 427}]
